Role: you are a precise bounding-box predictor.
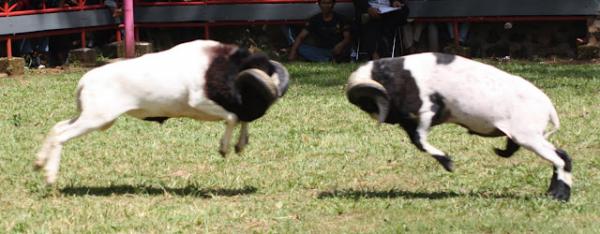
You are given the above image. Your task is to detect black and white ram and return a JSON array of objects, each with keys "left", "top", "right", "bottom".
[
  {"left": 346, "top": 52, "right": 572, "bottom": 201},
  {"left": 35, "top": 39, "right": 289, "bottom": 185}
]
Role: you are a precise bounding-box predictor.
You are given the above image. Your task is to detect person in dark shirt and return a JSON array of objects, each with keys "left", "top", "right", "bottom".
[
  {"left": 352, "top": 0, "right": 409, "bottom": 59},
  {"left": 288, "top": 0, "right": 352, "bottom": 62}
]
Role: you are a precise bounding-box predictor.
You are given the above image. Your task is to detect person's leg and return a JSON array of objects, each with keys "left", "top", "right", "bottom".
[
  {"left": 413, "top": 23, "right": 424, "bottom": 43},
  {"left": 380, "top": 10, "right": 407, "bottom": 57},
  {"left": 281, "top": 25, "right": 296, "bottom": 46},
  {"left": 361, "top": 20, "right": 382, "bottom": 59},
  {"left": 298, "top": 44, "right": 332, "bottom": 62},
  {"left": 446, "top": 23, "right": 455, "bottom": 40},
  {"left": 333, "top": 45, "right": 352, "bottom": 63},
  {"left": 459, "top": 23, "right": 470, "bottom": 44},
  {"left": 402, "top": 24, "right": 415, "bottom": 50},
  {"left": 20, "top": 39, "right": 33, "bottom": 56}
]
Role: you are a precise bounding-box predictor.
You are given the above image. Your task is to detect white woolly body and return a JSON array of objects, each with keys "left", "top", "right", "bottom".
[
  {"left": 78, "top": 39, "right": 228, "bottom": 122},
  {"left": 35, "top": 39, "right": 289, "bottom": 185},
  {"left": 359, "top": 53, "right": 560, "bottom": 139},
  {"left": 347, "top": 53, "right": 571, "bottom": 201}
]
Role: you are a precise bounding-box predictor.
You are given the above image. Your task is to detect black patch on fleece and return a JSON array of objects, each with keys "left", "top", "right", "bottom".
[
  {"left": 556, "top": 149, "right": 572, "bottom": 172},
  {"left": 547, "top": 167, "right": 571, "bottom": 202},
  {"left": 432, "top": 155, "right": 454, "bottom": 172},
  {"left": 433, "top": 52, "right": 457, "bottom": 65},
  {"left": 494, "top": 137, "right": 520, "bottom": 158},
  {"left": 549, "top": 179, "right": 570, "bottom": 201},
  {"left": 370, "top": 58, "right": 422, "bottom": 126},
  {"left": 429, "top": 92, "right": 450, "bottom": 126},
  {"left": 401, "top": 121, "right": 423, "bottom": 151},
  {"left": 204, "top": 44, "right": 276, "bottom": 122}
]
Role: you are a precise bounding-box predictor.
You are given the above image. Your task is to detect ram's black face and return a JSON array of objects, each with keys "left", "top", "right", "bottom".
[
  {"left": 232, "top": 49, "right": 275, "bottom": 76},
  {"left": 369, "top": 58, "right": 423, "bottom": 124},
  {"left": 229, "top": 48, "right": 289, "bottom": 97},
  {"left": 204, "top": 44, "right": 289, "bottom": 122}
]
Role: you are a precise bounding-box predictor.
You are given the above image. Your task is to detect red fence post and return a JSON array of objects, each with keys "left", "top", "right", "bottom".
[
  {"left": 452, "top": 21, "right": 460, "bottom": 46},
  {"left": 6, "top": 38, "right": 12, "bottom": 59},
  {"left": 81, "top": 31, "right": 87, "bottom": 48},
  {"left": 204, "top": 24, "right": 210, "bottom": 39},
  {"left": 124, "top": 0, "right": 135, "bottom": 58}
]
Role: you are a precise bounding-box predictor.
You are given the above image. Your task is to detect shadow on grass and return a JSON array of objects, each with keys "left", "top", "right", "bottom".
[
  {"left": 317, "top": 188, "right": 537, "bottom": 200},
  {"left": 59, "top": 185, "right": 257, "bottom": 198}
]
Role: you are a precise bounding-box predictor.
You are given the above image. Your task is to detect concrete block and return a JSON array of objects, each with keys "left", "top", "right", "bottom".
[
  {"left": 68, "top": 48, "right": 97, "bottom": 67},
  {"left": 114, "top": 41, "right": 154, "bottom": 58},
  {"left": 577, "top": 45, "right": 600, "bottom": 59},
  {"left": 0, "top": 57, "right": 25, "bottom": 76}
]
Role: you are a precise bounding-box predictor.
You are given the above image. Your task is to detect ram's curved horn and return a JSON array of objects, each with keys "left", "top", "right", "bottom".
[
  {"left": 346, "top": 78, "right": 390, "bottom": 123},
  {"left": 235, "top": 68, "right": 278, "bottom": 104},
  {"left": 269, "top": 60, "right": 290, "bottom": 97}
]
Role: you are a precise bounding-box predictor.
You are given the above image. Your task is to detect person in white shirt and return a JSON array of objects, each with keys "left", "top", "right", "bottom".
[{"left": 352, "top": 0, "right": 409, "bottom": 59}]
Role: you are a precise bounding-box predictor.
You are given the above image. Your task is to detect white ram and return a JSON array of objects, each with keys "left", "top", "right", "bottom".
[
  {"left": 35, "top": 39, "right": 289, "bottom": 185},
  {"left": 346, "top": 52, "right": 572, "bottom": 201}
]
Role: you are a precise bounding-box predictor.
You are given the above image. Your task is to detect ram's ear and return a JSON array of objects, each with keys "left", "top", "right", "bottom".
[
  {"left": 230, "top": 47, "right": 251, "bottom": 60},
  {"left": 346, "top": 80, "right": 390, "bottom": 123}
]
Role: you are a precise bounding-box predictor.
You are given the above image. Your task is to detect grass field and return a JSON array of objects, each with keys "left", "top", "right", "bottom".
[{"left": 1, "top": 60, "right": 600, "bottom": 233}]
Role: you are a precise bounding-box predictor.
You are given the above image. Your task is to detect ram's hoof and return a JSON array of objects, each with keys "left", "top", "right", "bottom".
[
  {"left": 548, "top": 177, "right": 571, "bottom": 202},
  {"left": 234, "top": 145, "right": 243, "bottom": 154},
  {"left": 33, "top": 160, "right": 44, "bottom": 171},
  {"left": 433, "top": 155, "right": 453, "bottom": 172},
  {"left": 45, "top": 174, "right": 57, "bottom": 185},
  {"left": 494, "top": 148, "right": 514, "bottom": 158},
  {"left": 219, "top": 149, "right": 227, "bottom": 158}
]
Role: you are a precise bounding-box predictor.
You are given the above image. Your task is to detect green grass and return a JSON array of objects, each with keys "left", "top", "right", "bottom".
[{"left": 1, "top": 61, "right": 600, "bottom": 233}]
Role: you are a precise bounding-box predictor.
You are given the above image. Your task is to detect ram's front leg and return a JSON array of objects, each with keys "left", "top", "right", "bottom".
[
  {"left": 235, "top": 122, "right": 249, "bottom": 154},
  {"left": 219, "top": 114, "right": 238, "bottom": 157},
  {"left": 401, "top": 111, "right": 454, "bottom": 172}
]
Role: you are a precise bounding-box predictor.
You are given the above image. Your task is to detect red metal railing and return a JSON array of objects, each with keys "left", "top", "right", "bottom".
[
  {"left": 1, "top": 0, "right": 121, "bottom": 59},
  {"left": 0, "top": 0, "right": 590, "bottom": 59},
  {"left": 0, "top": 0, "right": 105, "bottom": 17},
  {"left": 133, "top": 0, "right": 352, "bottom": 6}
]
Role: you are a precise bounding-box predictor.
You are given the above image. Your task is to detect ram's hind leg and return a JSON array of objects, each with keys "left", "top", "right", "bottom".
[
  {"left": 514, "top": 134, "right": 572, "bottom": 201},
  {"left": 36, "top": 113, "right": 120, "bottom": 185},
  {"left": 35, "top": 119, "right": 73, "bottom": 170},
  {"left": 494, "top": 137, "right": 520, "bottom": 158},
  {"left": 235, "top": 122, "right": 249, "bottom": 154},
  {"left": 402, "top": 111, "right": 453, "bottom": 172},
  {"left": 219, "top": 114, "right": 238, "bottom": 157}
]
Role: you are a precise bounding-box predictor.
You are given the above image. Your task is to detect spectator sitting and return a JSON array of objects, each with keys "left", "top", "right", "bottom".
[
  {"left": 104, "top": 0, "right": 125, "bottom": 39},
  {"left": 447, "top": 22, "right": 470, "bottom": 46},
  {"left": 11, "top": 0, "right": 49, "bottom": 68},
  {"left": 352, "top": 0, "right": 409, "bottom": 59},
  {"left": 288, "top": 0, "right": 352, "bottom": 62},
  {"left": 402, "top": 20, "right": 439, "bottom": 54},
  {"left": 20, "top": 37, "right": 49, "bottom": 69}
]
